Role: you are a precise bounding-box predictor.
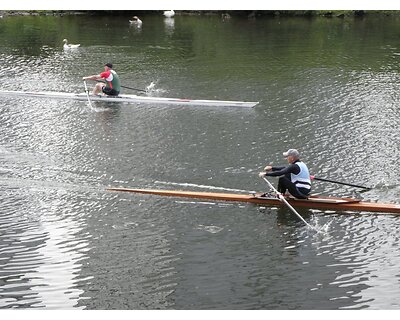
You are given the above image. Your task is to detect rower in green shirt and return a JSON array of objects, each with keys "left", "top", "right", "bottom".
[{"left": 83, "top": 63, "right": 121, "bottom": 96}]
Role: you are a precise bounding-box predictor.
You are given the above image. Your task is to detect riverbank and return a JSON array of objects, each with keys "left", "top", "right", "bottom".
[{"left": 1, "top": 10, "right": 400, "bottom": 18}]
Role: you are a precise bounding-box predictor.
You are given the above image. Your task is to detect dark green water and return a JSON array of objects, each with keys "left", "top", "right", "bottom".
[{"left": 0, "top": 13, "right": 400, "bottom": 309}]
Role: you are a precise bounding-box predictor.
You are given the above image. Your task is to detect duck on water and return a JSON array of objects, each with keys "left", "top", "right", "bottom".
[{"left": 63, "top": 39, "right": 80, "bottom": 49}]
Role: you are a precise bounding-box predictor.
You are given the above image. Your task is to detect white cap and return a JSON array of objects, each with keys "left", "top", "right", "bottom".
[{"left": 283, "top": 149, "right": 300, "bottom": 158}]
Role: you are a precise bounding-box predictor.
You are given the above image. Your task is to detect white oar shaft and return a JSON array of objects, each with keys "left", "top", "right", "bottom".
[
  {"left": 83, "top": 80, "right": 94, "bottom": 109},
  {"left": 262, "top": 176, "right": 318, "bottom": 231}
]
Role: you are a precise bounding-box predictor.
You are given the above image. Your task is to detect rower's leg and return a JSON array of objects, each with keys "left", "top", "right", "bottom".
[
  {"left": 280, "top": 177, "right": 308, "bottom": 199},
  {"left": 277, "top": 177, "right": 289, "bottom": 194},
  {"left": 92, "top": 83, "right": 105, "bottom": 95}
]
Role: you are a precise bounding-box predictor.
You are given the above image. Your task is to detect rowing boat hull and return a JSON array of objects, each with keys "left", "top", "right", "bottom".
[
  {"left": 107, "top": 187, "right": 400, "bottom": 214},
  {"left": 0, "top": 90, "right": 258, "bottom": 108}
]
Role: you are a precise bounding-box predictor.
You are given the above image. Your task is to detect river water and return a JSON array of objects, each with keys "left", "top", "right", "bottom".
[{"left": 0, "top": 12, "right": 400, "bottom": 310}]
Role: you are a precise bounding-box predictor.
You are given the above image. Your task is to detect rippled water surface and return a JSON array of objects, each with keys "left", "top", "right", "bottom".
[{"left": 1, "top": 13, "right": 400, "bottom": 310}]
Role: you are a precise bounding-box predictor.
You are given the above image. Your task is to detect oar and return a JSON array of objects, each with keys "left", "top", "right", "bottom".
[
  {"left": 83, "top": 80, "right": 94, "bottom": 109},
  {"left": 122, "top": 81, "right": 156, "bottom": 93},
  {"left": 120, "top": 84, "right": 147, "bottom": 93},
  {"left": 95, "top": 80, "right": 150, "bottom": 93},
  {"left": 310, "top": 175, "right": 371, "bottom": 190},
  {"left": 262, "top": 176, "right": 321, "bottom": 233}
]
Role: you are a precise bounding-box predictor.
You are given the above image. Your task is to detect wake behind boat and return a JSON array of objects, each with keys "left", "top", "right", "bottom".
[
  {"left": 106, "top": 187, "right": 400, "bottom": 215},
  {"left": 0, "top": 89, "right": 258, "bottom": 108}
]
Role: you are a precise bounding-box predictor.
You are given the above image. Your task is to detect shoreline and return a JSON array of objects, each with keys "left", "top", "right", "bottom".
[{"left": 1, "top": 10, "right": 400, "bottom": 18}]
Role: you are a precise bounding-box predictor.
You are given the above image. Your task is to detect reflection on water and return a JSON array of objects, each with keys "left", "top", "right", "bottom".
[
  {"left": 1, "top": 13, "right": 400, "bottom": 310},
  {"left": 0, "top": 186, "right": 93, "bottom": 308},
  {"left": 164, "top": 17, "right": 175, "bottom": 35}
]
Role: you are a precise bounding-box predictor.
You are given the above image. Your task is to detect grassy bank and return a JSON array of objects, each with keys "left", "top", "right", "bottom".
[{"left": 1, "top": 10, "right": 400, "bottom": 18}]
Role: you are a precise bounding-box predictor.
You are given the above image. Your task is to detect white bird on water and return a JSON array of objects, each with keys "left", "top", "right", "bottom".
[
  {"left": 129, "top": 16, "right": 142, "bottom": 27},
  {"left": 163, "top": 10, "right": 175, "bottom": 18},
  {"left": 63, "top": 39, "right": 80, "bottom": 49}
]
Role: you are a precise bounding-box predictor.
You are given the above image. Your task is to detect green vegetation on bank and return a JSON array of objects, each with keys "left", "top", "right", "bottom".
[{"left": 1, "top": 10, "right": 400, "bottom": 18}]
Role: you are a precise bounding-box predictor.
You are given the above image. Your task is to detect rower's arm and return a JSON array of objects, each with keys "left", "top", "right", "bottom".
[
  {"left": 271, "top": 166, "right": 285, "bottom": 171},
  {"left": 265, "top": 164, "right": 298, "bottom": 177},
  {"left": 82, "top": 74, "right": 102, "bottom": 81}
]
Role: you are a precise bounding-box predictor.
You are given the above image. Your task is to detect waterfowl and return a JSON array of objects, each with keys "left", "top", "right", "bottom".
[
  {"left": 129, "top": 16, "right": 142, "bottom": 26},
  {"left": 163, "top": 10, "right": 175, "bottom": 18},
  {"left": 63, "top": 39, "right": 80, "bottom": 49}
]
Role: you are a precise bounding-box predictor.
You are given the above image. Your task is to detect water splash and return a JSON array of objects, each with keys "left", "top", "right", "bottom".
[{"left": 146, "top": 81, "right": 156, "bottom": 92}]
